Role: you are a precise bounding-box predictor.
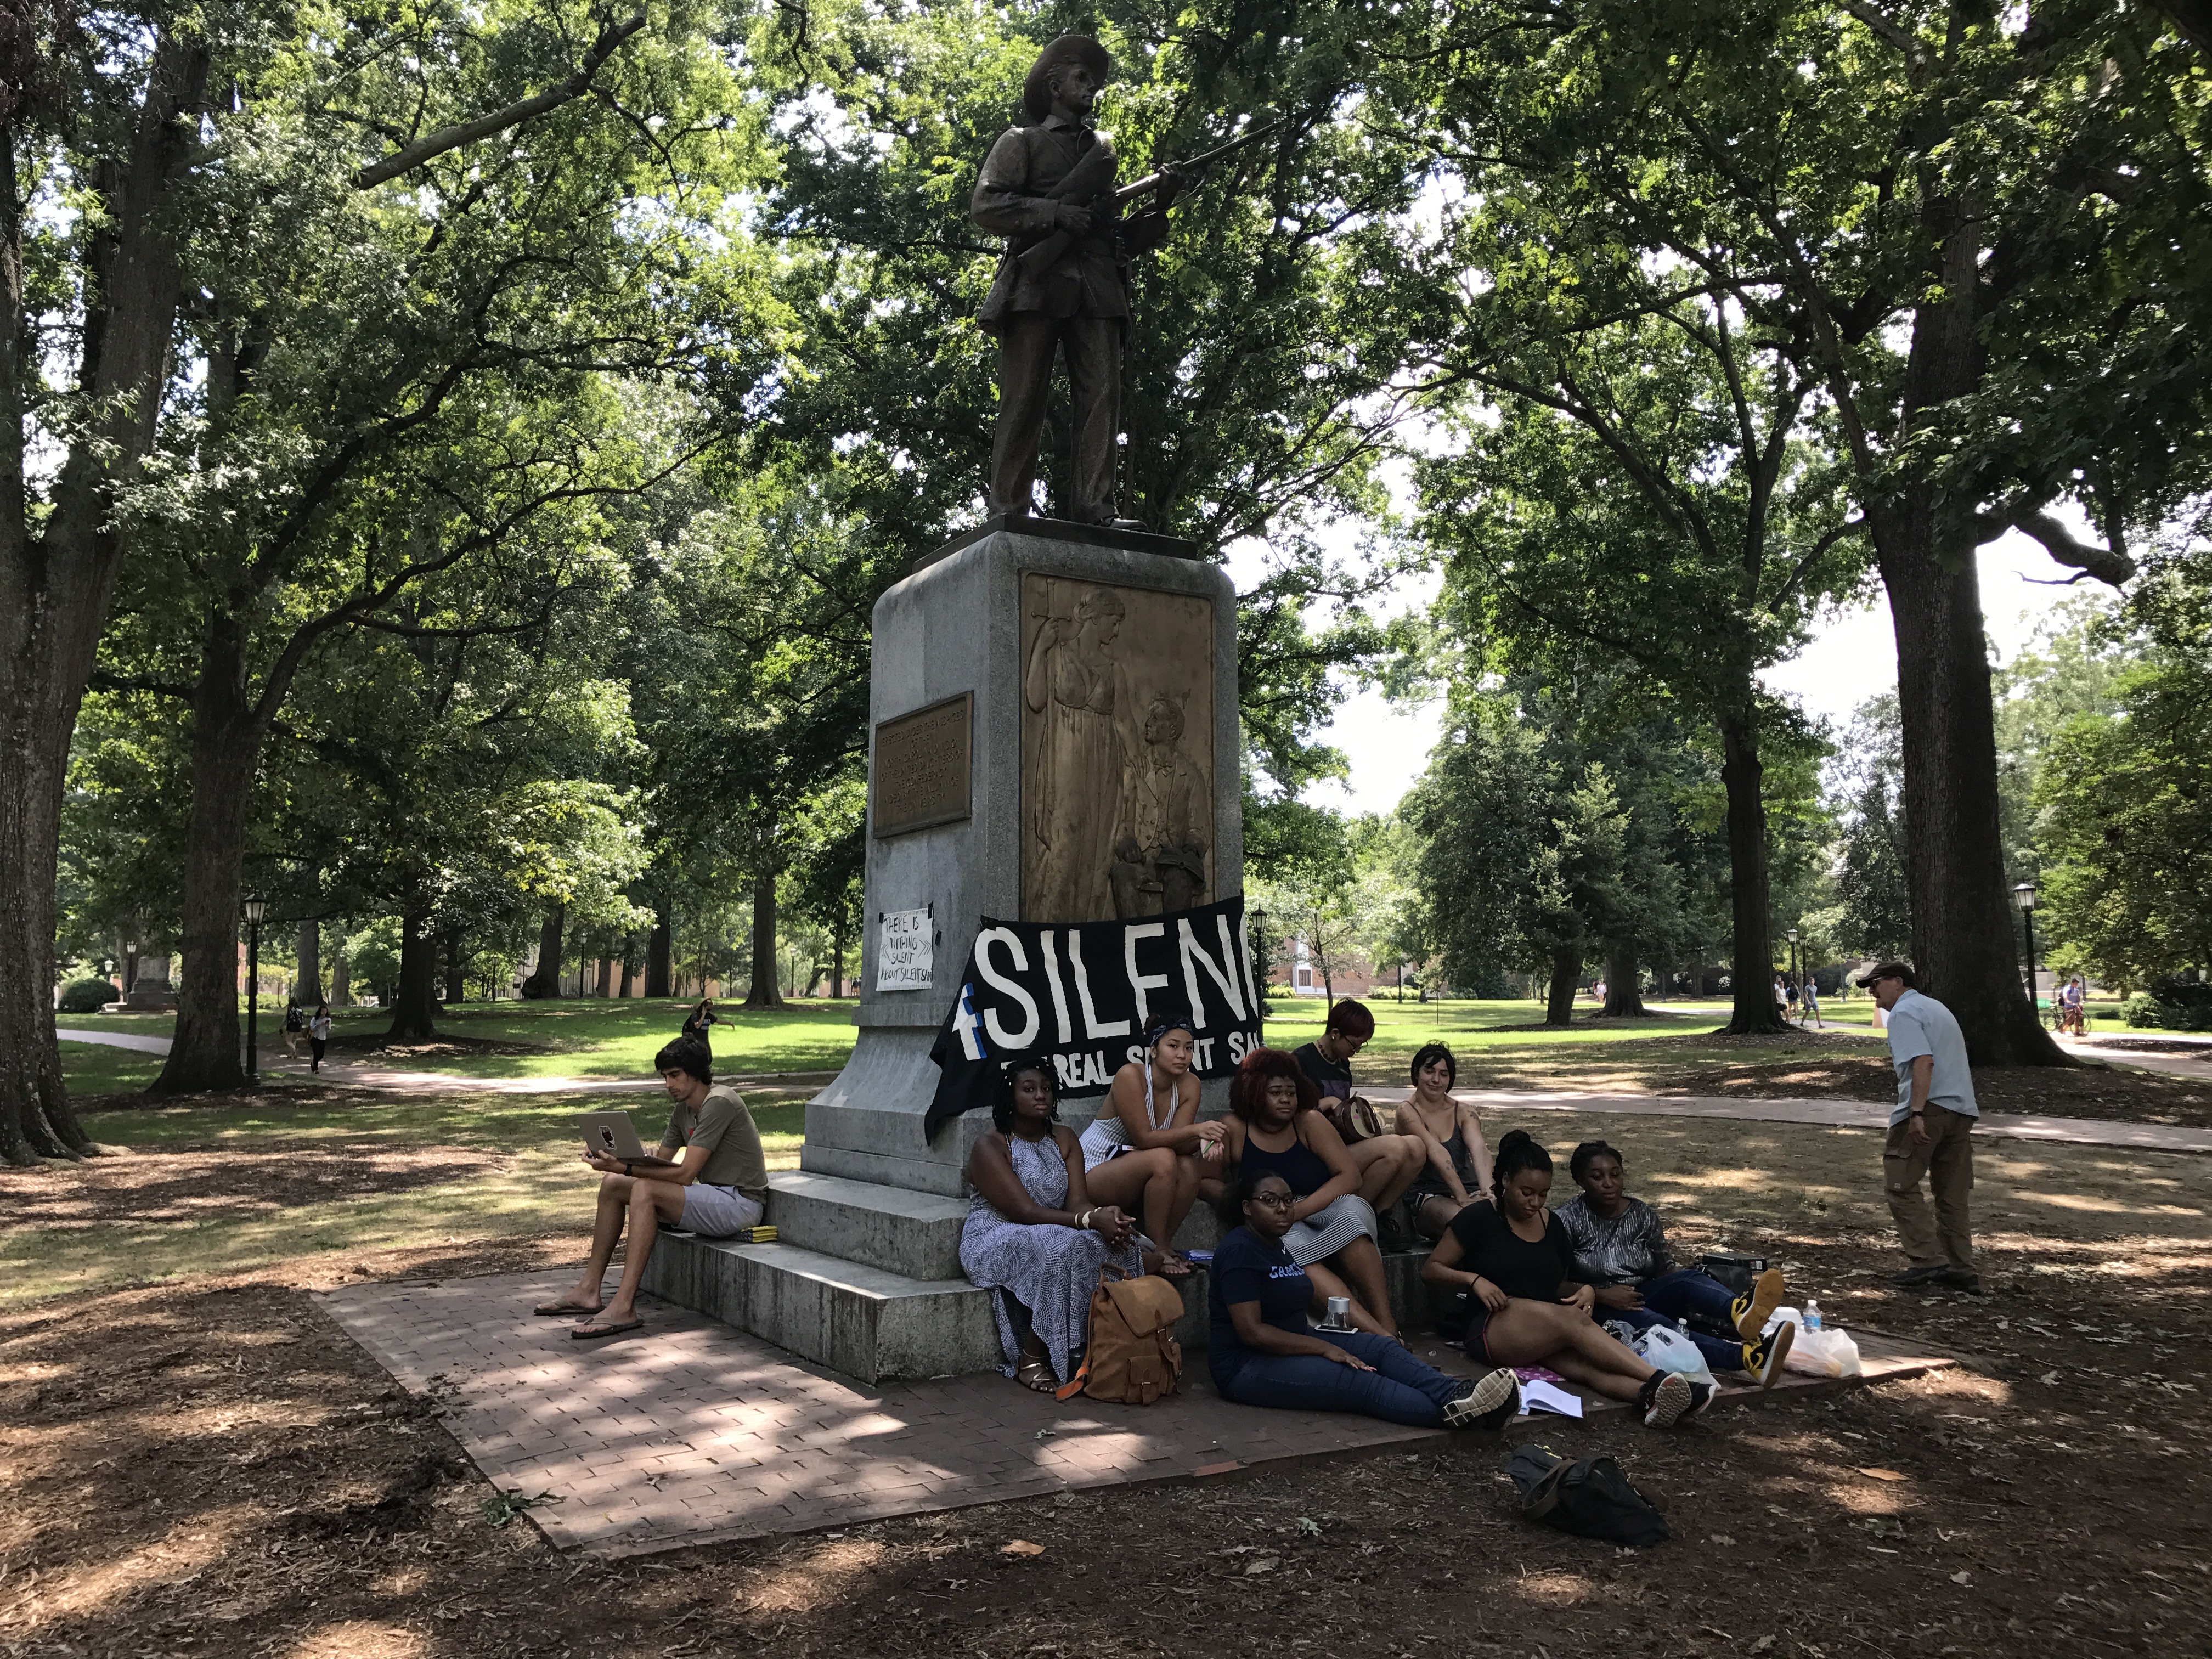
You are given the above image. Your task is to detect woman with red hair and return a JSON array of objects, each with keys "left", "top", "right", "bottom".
[{"left": 1216, "top": 1047, "right": 1401, "bottom": 1340}]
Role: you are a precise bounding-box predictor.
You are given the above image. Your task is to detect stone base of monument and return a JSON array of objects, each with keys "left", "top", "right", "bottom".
[
  {"left": 637, "top": 516, "right": 1262, "bottom": 1382},
  {"left": 640, "top": 1178, "right": 1439, "bottom": 1383}
]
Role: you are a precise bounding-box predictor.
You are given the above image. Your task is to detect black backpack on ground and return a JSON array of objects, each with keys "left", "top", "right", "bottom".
[{"left": 1504, "top": 1443, "right": 1669, "bottom": 1547}]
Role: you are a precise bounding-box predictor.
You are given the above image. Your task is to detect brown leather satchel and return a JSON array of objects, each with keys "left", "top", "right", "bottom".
[
  {"left": 1057, "top": 1269, "right": 1185, "bottom": 1404},
  {"left": 1327, "top": 1093, "right": 1388, "bottom": 1144}
]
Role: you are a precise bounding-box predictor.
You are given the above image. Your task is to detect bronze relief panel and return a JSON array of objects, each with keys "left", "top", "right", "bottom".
[{"left": 1019, "top": 573, "right": 1214, "bottom": 922}]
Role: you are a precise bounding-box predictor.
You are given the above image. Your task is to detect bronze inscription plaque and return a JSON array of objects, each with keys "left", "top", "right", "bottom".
[
  {"left": 1020, "top": 574, "right": 1214, "bottom": 922},
  {"left": 872, "top": 693, "right": 973, "bottom": 838}
]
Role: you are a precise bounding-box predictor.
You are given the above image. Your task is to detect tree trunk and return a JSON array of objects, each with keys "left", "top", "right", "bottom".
[
  {"left": 744, "top": 864, "right": 784, "bottom": 1009},
  {"left": 1602, "top": 938, "right": 1647, "bottom": 1016},
  {"left": 1718, "top": 710, "right": 1790, "bottom": 1034},
  {"left": 389, "top": 911, "right": 441, "bottom": 1039},
  {"left": 0, "top": 33, "right": 210, "bottom": 1164},
  {"left": 646, "top": 903, "right": 672, "bottom": 998},
  {"left": 443, "top": 932, "right": 464, "bottom": 1009},
  {"left": 521, "top": 907, "right": 563, "bottom": 997},
  {"left": 155, "top": 614, "right": 261, "bottom": 1094},
  {"left": 1875, "top": 504, "right": 2066, "bottom": 1065},
  {"left": 296, "top": 919, "right": 323, "bottom": 1006},
  {"left": 1544, "top": 939, "right": 1580, "bottom": 1025},
  {"left": 1854, "top": 186, "right": 2064, "bottom": 1066},
  {"left": 831, "top": 921, "right": 845, "bottom": 998},
  {"left": 595, "top": 949, "right": 613, "bottom": 998},
  {"left": 331, "top": 946, "right": 351, "bottom": 1006}
]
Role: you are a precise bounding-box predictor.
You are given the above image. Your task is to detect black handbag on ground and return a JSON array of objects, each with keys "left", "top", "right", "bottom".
[{"left": 1505, "top": 1443, "right": 1669, "bottom": 1547}]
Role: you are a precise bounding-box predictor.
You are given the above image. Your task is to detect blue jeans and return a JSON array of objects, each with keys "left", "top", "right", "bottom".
[
  {"left": 1216, "top": 1329, "right": 1471, "bottom": 1427},
  {"left": 1607, "top": 1269, "right": 1746, "bottom": 1373}
]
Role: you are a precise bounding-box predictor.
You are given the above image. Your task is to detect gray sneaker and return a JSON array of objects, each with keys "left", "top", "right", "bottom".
[{"left": 1442, "top": 1367, "right": 1521, "bottom": 1432}]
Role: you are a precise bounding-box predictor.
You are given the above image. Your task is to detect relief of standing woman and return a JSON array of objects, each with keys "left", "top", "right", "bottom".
[{"left": 1024, "top": 586, "right": 1136, "bottom": 920}]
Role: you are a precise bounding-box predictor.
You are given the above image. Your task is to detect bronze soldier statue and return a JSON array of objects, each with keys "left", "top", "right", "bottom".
[{"left": 972, "top": 35, "right": 1177, "bottom": 527}]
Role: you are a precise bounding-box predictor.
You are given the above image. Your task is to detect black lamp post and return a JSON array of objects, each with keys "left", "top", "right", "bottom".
[
  {"left": 2013, "top": 881, "right": 2040, "bottom": 1005},
  {"left": 243, "top": 895, "right": 267, "bottom": 1081},
  {"left": 1786, "top": 926, "right": 1800, "bottom": 1023},
  {"left": 1250, "top": 907, "right": 1269, "bottom": 1043}
]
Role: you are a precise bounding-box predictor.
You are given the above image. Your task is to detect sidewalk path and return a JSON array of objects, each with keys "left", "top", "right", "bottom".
[
  {"left": 1367, "top": 1085, "right": 2212, "bottom": 1154},
  {"left": 321, "top": 1269, "right": 1954, "bottom": 1559},
  {"left": 64, "top": 1028, "right": 2208, "bottom": 1153},
  {"left": 54, "top": 1028, "right": 172, "bottom": 1056}
]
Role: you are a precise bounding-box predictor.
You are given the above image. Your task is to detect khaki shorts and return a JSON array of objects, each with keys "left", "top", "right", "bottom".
[{"left": 678, "top": 1183, "right": 764, "bottom": 1237}]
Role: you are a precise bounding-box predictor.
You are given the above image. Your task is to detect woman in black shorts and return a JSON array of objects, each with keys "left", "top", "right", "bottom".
[{"left": 1420, "top": 1130, "right": 1710, "bottom": 1429}]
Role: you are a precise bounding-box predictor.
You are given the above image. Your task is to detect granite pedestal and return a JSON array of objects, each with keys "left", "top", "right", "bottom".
[{"left": 643, "top": 519, "right": 1248, "bottom": 1381}]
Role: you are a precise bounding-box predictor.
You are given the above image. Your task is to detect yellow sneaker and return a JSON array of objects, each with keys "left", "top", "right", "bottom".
[
  {"left": 1732, "top": 1268, "right": 1785, "bottom": 1339},
  {"left": 1742, "top": 1321, "right": 1795, "bottom": 1388}
]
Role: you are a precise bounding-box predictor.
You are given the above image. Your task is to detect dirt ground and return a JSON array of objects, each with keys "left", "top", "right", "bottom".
[
  {"left": 1663, "top": 1047, "right": 2212, "bottom": 1128},
  {"left": 5, "top": 1201, "right": 2210, "bottom": 1659}
]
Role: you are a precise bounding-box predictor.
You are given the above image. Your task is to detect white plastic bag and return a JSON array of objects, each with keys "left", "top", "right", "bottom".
[
  {"left": 1633, "top": 1322, "right": 1717, "bottom": 1387},
  {"left": 1762, "top": 1307, "right": 1863, "bottom": 1378},
  {"left": 1785, "top": 1325, "right": 1862, "bottom": 1378}
]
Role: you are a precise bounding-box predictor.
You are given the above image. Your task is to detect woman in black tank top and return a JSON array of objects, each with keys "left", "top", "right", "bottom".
[
  {"left": 1218, "top": 1048, "right": 1401, "bottom": 1341},
  {"left": 1420, "top": 1131, "right": 1709, "bottom": 1430},
  {"left": 1395, "top": 1042, "right": 1491, "bottom": 1242}
]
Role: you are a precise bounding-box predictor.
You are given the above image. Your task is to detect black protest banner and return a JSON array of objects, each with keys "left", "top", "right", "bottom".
[{"left": 926, "top": 895, "right": 1263, "bottom": 1140}]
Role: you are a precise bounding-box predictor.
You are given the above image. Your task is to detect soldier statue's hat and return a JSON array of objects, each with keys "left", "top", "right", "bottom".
[{"left": 1024, "top": 33, "right": 1111, "bottom": 121}]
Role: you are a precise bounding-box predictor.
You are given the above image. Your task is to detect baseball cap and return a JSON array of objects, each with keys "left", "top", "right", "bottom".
[{"left": 1854, "top": 961, "right": 1916, "bottom": 989}]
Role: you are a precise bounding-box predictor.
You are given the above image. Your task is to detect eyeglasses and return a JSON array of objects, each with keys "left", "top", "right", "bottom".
[{"left": 1248, "top": 1191, "right": 1297, "bottom": 1210}]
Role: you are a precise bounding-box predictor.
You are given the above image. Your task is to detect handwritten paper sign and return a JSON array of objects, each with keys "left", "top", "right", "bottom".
[{"left": 876, "top": 908, "right": 934, "bottom": 992}]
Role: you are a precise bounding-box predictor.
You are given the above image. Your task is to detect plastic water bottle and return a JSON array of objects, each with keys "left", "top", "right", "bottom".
[{"left": 1803, "top": 1299, "right": 1824, "bottom": 1333}]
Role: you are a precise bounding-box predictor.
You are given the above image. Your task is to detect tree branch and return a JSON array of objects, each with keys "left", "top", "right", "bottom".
[
  {"left": 2011, "top": 509, "right": 2137, "bottom": 587},
  {"left": 352, "top": 9, "right": 647, "bottom": 189}
]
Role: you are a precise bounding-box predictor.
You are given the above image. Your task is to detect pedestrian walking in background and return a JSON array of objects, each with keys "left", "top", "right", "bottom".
[
  {"left": 308, "top": 1002, "right": 331, "bottom": 1073},
  {"left": 1857, "top": 963, "right": 1979, "bottom": 1293},
  {"left": 282, "top": 996, "right": 306, "bottom": 1057},
  {"left": 1801, "top": 978, "right": 1822, "bottom": 1029},
  {"left": 681, "top": 997, "right": 720, "bottom": 1049}
]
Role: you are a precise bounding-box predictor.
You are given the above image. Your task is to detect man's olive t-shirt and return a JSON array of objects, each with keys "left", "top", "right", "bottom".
[{"left": 665, "top": 1087, "right": 769, "bottom": 1199}]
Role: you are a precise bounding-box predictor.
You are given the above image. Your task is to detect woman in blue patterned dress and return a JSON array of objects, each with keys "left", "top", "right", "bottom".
[{"left": 961, "top": 1058, "right": 1145, "bottom": 1390}]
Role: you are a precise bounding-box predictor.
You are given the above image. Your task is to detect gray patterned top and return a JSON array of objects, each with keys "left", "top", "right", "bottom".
[{"left": 1553, "top": 1194, "right": 1670, "bottom": 1287}]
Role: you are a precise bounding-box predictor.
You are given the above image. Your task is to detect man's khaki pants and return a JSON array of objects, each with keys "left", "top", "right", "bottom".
[{"left": 1884, "top": 1105, "right": 1975, "bottom": 1271}]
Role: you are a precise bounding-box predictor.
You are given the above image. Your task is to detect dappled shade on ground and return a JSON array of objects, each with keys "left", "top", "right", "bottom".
[{"left": 2, "top": 1219, "right": 2205, "bottom": 1658}]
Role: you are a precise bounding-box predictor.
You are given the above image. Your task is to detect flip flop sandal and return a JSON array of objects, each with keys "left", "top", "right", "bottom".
[
  {"left": 571, "top": 1318, "right": 643, "bottom": 1341},
  {"left": 534, "top": 1301, "right": 602, "bottom": 1317}
]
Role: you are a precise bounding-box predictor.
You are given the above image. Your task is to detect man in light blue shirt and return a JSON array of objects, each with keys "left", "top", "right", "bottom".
[{"left": 1858, "top": 962, "right": 1979, "bottom": 1292}]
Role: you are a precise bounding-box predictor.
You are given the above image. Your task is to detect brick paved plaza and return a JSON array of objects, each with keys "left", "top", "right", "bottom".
[{"left": 318, "top": 1269, "right": 1957, "bottom": 1559}]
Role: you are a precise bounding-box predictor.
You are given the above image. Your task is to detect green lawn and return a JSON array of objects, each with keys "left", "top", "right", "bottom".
[
  {"left": 307, "top": 995, "right": 859, "bottom": 1079},
  {"left": 1257, "top": 996, "right": 1891, "bottom": 1089},
  {"left": 58, "top": 1041, "right": 166, "bottom": 1095}
]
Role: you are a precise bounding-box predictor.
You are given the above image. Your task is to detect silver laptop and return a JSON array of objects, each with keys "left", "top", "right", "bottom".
[{"left": 576, "top": 1110, "right": 675, "bottom": 1166}]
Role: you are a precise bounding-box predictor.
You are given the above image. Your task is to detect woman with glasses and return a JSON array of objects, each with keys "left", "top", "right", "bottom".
[
  {"left": 1216, "top": 1046, "right": 1401, "bottom": 1339},
  {"left": 1209, "top": 1167, "right": 1520, "bottom": 1431}
]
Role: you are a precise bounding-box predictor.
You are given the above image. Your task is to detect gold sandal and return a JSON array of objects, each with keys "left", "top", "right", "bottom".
[{"left": 1015, "top": 1350, "right": 1057, "bottom": 1392}]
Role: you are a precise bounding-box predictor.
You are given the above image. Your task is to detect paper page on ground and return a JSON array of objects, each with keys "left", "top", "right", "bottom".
[{"left": 1519, "top": 1380, "right": 1584, "bottom": 1418}]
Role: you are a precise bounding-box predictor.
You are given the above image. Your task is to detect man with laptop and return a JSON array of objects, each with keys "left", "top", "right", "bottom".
[{"left": 536, "top": 1035, "right": 769, "bottom": 1340}]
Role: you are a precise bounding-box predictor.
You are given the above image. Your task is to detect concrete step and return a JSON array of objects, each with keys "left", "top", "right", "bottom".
[
  {"left": 765, "top": 1170, "right": 970, "bottom": 1280},
  {"left": 645, "top": 1224, "right": 1441, "bottom": 1383},
  {"left": 640, "top": 1235, "right": 1002, "bottom": 1384}
]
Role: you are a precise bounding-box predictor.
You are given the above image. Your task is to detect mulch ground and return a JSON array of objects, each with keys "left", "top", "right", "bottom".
[
  {"left": 4, "top": 1215, "right": 2208, "bottom": 1659},
  {"left": 1665, "top": 1052, "right": 2212, "bottom": 1128}
]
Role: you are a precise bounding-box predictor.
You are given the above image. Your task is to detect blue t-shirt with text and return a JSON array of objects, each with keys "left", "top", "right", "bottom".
[{"left": 1208, "top": 1224, "right": 1313, "bottom": 1387}]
